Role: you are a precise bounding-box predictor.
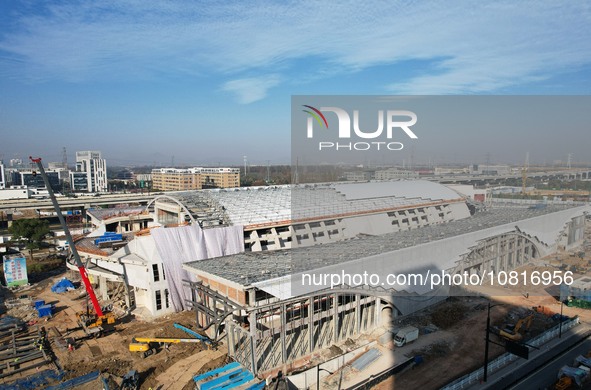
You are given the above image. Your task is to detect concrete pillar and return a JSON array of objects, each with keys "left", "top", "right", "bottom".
[
  {"left": 280, "top": 304, "right": 287, "bottom": 363},
  {"left": 99, "top": 276, "right": 108, "bottom": 300},
  {"left": 249, "top": 310, "right": 257, "bottom": 374},
  {"left": 355, "top": 294, "right": 361, "bottom": 335},
  {"left": 333, "top": 294, "right": 339, "bottom": 343},
  {"left": 227, "top": 322, "right": 235, "bottom": 356},
  {"left": 308, "top": 296, "right": 314, "bottom": 354},
  {"left": 248, "top": 289, "right": 256, "bottom": 307},
  {"left": 375, "top": 296, "right": 381, "bottom": 328}
]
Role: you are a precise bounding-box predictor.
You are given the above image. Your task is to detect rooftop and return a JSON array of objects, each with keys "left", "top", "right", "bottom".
[
  {"left": 87, "top": 207, "right": 147, "bottom": 222},
  {"left": 75, "top": 232, "right": 135, "bottom": 257},
  {"left": 167, "top": 180, "right": 465, "bottom": 228},
  {"left": 184, "top": 205, "right": 583, "bottom": 286}
]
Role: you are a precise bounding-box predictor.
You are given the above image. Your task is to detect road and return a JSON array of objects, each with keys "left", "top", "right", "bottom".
[{"left": 508, "top": 337, "right": 591, "bottom": 389}]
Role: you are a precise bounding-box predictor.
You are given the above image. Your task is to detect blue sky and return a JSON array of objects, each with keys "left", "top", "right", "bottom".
[{"left": 0, "top": 1, "right": 590, "bottom": 167}]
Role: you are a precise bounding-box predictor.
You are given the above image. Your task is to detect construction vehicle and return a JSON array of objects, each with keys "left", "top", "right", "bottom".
[
  {"left": 394, "top": 326, "right": 419, "bottom": 347},
  {"left": 29, "top": 157, "right": 115, "bottom": 335},
  {"left": 76, "top": 308, "right": 116, "bottom": 338},
  {"left": 555, "top": 375, "right": 573, "bottom": 390},
  {"left": 119, "top": 370, "right": 139, "bottom": 390},
  {"left": 499, "top": 314, "right": 533, "bottom": 341},
  {"left": 555, "top": 365, "right": 590, "bottom": 389},
  {"left": 129, "top": 337, "right": 204, "bottom": 358}
]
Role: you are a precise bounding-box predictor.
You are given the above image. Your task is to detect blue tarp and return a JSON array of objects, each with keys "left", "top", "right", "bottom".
[{"left": 51, "top": 278, "right": 75, "bottom": 293}]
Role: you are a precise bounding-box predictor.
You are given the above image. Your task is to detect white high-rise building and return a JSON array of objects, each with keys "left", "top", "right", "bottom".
[
  {"left": 0, "top": 161, "right": 6, "bottom": 189},
  {"left": 71, "top": 151, "right": 107, "bottom": 193}
]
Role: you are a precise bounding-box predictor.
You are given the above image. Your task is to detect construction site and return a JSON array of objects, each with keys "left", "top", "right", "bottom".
[{"left": 1, "top": 161, "right": 591, "bottom": 389}]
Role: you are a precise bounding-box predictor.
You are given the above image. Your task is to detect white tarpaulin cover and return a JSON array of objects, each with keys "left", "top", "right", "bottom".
[{"left": 152, "top": 224, "right": 243, "bottom": 311}]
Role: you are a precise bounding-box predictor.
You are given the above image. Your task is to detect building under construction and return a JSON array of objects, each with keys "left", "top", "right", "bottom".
[{"left": 68, "top": 180, "right": 589, "bottom": 376}]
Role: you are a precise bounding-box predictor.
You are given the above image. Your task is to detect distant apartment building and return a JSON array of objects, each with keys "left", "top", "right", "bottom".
[
  {"left": 48, "top": 162, "right": 70, "bottom": 182},
  {"left": 9, "top": 159, "right": 23, "bottom": 168},
  {"left": 70, "top": 151, "right": 108, "bottom": 193},
  {"left": 0, "top": 161, "right": 5, "bottom": 189},
  {"left": 151, "top": 167, "right": 240, "bottom": 191},
  {"left": 343, "top": 171, "right": 372, "bottom": 181},
  {"left": 434, "top": 166, "right": 470, "bottom": 175},
  {"left": 11, "top": 170, "right": 60, "bottom": 191},
  {"left": 374, "top": 168, "right": 419, "bottom": 180}
]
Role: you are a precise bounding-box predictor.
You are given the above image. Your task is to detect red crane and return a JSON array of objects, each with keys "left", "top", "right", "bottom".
[{"left": 29, "top": 157, "right": 104, "bottom": 317}]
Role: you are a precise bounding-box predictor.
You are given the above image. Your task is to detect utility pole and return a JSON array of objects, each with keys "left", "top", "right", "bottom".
[{"left": 484, "top": 302, "right": 503, "bottom": 382}]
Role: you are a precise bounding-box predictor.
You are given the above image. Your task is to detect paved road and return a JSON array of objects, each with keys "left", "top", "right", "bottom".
[{"left": 508, "top": 337, "right": 591, "bottom": 389}]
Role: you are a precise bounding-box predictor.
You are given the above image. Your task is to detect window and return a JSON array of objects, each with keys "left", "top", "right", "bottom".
[
  {"left": 165, "top": 289, "right": 170, "bottom": 309},
  {"left": 152, "top": 264, "right": 160, "bottom": 282},
  {"left": 162, "top": 265, "right": 166, "bottom": 280},
  {"left": 155, "top": 290, "right": 162, "bottom": 311}
]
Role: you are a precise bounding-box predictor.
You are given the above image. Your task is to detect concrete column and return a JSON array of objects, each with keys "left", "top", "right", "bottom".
[
  {"left": 496, "top": 236, "right": 502, "bottom": 273},
  {"left": 355, "top": 294, "right": 361, "bottom": 335},
  {"left": 99, "top": 276, "right": 108, "bottom": 300},
  {"left": 249, "top": 310, "right": 257, "bottom": 374},
  {"left": 248, "top": 289, "right": 256, "bottom": 307},
  {"left": 280, "top": 304, "right": 287, "bottom": 363},
  {"left": 375, "top": 296, "right": 381, "bottom": 328},
  {"left": 333, "top": 294, "right": 339, "bottom": 343},
  {"left": 308, "top": 296, "right": 314, "bottom": 354},
  {"left": 227, "top": 322, "right": 235, "bottom": 356}
]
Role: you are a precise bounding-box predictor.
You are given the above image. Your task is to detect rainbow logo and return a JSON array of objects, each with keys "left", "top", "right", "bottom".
[{"left": 302, "top": 105, "right": 328, "bottom": 128}]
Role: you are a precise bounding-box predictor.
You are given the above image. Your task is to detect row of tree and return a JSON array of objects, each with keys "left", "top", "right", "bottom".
[{"left": 7, "top": 219, "right": 50, "bottom": 258}]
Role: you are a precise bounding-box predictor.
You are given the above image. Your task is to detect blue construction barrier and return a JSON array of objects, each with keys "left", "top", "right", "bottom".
[
  {"left": 216, "top": 371, "right": 255, "bottom": 389},
  {"left": 200, "top": 369, "right": 244, "bottom": 390},
  {"left": 193, "top": 362, "right": 241, "bottom": 383},
  {"left": 174, "top": 323, "right": 211, "bottom": 343}
]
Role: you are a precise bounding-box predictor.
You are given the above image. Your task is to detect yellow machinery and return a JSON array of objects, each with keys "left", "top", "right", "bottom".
[
  {"left": 555, "top": 376, "right": 573, "bottom": 390},
  {"left": 129, "top": 337, "right": 203, "bottom": 358},
  {"left": 76, "top": 310, "right": 116, "bottom": 337},
  {"left": 500, "top": 314, "right": 533, "bottom": 341}
]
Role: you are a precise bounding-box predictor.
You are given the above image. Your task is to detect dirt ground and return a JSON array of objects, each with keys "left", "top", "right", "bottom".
[
  {"left": 375, "top": 220, "right": 591, "bottom": 390},
  {"left": 1, "top": 269, "right": 227, "bottom": 389}
]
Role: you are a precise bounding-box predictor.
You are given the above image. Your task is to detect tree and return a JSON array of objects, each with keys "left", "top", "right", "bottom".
[{"left": 8, "top": 219, "right": 50, "bottom": 259}]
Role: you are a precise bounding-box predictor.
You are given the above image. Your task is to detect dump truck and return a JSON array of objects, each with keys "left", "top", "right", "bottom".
[{"left": 394, "top": 326, "right": 419, "bottom": 347}]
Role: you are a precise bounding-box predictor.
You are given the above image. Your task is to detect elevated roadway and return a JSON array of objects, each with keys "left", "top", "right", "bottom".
[{"left": 0, "top": 192, "right": 159, "bottom": 213}]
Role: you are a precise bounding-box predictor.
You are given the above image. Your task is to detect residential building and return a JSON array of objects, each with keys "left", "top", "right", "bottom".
[
  {"left": 151, "top": 167, "right": 240, "bottom": 191},
  {"left": 71, "top": 151, "right": 107, "bottom": 193}
]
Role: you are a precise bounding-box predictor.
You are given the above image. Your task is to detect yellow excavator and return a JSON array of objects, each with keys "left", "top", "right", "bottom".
[
  {"left": 499, "top": 314, "right": 533, "bottom": 341},
  {"left": 129, "top": 337, "right": 203, "bottom": 358}
]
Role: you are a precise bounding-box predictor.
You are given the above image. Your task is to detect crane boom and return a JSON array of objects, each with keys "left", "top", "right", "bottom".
[
  {"left": 133, "top": 337, "right": 203, "bottom": 344},
  {"left": 29, "top": 156, "right": 104, "bottom": 317}
]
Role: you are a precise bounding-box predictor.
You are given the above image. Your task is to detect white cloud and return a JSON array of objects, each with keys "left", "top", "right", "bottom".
[
  {"left": 221, "top": 75, "right": 280, "bottom": 104},
  {"left": 0, "top": 1, "right": 590, "bottom": 94}
]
